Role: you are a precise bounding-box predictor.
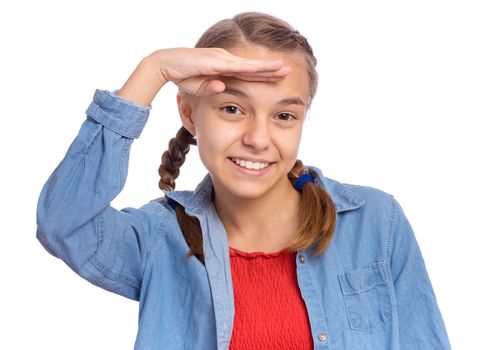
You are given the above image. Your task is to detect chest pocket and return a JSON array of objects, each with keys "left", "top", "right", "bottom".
[{"left": 338, "top": 261, "right": 394, "bottom": 333}]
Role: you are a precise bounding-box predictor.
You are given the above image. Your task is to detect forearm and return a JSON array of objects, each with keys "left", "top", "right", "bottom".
[{"left": 116, "top": 54, "right": 168, "bottom": 106}]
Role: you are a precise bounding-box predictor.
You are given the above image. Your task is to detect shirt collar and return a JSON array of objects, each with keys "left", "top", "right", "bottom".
[
  {"left": 165, "top": 165, "right": 365, "bottom": 216},
  {"left": 306, "top": 165, "right": 365, "bottom": 213}
]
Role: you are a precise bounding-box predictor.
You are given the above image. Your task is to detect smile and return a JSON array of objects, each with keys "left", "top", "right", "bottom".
[{"left": 230, "top": 157, "right": 271, "bottom": 170}]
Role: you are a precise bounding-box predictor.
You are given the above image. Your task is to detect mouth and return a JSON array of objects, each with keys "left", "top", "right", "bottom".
[{"left": 229, "top": 157, "right": 273, "bottom": 171}]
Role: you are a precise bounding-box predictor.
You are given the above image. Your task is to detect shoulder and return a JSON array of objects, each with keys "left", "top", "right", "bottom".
[
  {"left": 341, "top": 182, "right": 395, "bottom": 210},
  {"left": 310, "top": 168, "right": 406, "bottom": 264},
  {"left": 307, "top": 165, "right": 396, "bottom": 215},
  {"left": 330, "top": 180, "right": 399, "bottom": 239}
]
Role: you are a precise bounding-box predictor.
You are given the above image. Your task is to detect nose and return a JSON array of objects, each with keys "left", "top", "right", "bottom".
[{"left": 242, "top": 117, "right": 271, "bottom": 151}]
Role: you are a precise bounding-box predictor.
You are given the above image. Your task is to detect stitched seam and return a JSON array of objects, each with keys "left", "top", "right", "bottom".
[
  {"left": 341, "top": 280, "right": 388, "bottom": 296},
  {"left": 119, "top": 138, "right": 132, "bottom": 190},
  {"left": 145, "top": 210, "right": 171, "bottom": 262},
  {"left": 83, "top": 132, "right": 97, "bottom": 158},
  {"left": 352, "top": 308, "right": 394, "bottom": 334},
  {"left": 339, "top": 261, "right": 389, "bottom": 292},
  {"left": 90, "top": 212, "right": 139, "bottom": 289},
  {"left": 89, "top": 255, "right": 140, "bottom": 288},
  {"left": 386, "top": 196, "right": 396, "bottom": 260},
  {"left": 95, "top": 213, "right": 103, "bottom": 253}
]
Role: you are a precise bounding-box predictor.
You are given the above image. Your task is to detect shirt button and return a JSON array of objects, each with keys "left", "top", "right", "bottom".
[
  {"left": 318, "top": 333, "right": 327, "bottom": 342},
  {"left": 298, "top": 255, "right": 305, "bottom": 263}
]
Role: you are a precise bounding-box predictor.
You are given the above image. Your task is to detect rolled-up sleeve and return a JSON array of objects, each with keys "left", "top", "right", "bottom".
[{"left": 86, "top": 89, "right": 150, "bottom": 138}]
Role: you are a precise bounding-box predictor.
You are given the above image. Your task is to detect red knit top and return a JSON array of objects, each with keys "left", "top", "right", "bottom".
[{"left": 228, "top": 246, "right": 314, "bottom": 350}]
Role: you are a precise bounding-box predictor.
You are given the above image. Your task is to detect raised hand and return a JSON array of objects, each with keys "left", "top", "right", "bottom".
[
  {"left": 155, "top": 48, "right": 291, "bottom": 95},
  {"left": 117, "top": 48, "right": 291, "bottom": 106}
]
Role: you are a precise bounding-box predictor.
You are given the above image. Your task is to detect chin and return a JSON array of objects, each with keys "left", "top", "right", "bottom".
[
  {"left": 211, "top": 175, "right": 273, "bottom": 201},
  {"left": 228, "top": 183, "right": 272, "bottom": 200}
]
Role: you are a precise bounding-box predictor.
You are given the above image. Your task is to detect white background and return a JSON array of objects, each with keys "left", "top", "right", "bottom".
[{"left": 1, "top": 0, "right": 488, "bottom": 349}]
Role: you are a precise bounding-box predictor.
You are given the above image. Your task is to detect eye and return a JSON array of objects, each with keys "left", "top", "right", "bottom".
[
  {"left": 222, "top": 105, "right": 242, "bottom": 115},
  {"left": 275, "top": 112, "right": 296, "bottom": 121}
]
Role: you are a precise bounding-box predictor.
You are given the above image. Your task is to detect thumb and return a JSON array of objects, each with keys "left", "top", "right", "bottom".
[{"left": 198, "top": 79, "right": 226, "bottom": 96}]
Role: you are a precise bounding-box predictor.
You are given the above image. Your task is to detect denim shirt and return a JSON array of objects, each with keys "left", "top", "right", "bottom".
[{"left": 36, "top": 90, "right": 451, "bottom": 350}]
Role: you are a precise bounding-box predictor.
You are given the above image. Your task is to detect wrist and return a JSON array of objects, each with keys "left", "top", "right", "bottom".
[{"left": 116, "top": 55, "right": 168, "bottom": 106}]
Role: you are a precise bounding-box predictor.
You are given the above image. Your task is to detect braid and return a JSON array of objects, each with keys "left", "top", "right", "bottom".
[
  {"left": 287, "top": 159, "right": 337, "bottom": 256},
  {"left": 159, "top": 126, "right": 204, "bottom": 263},
  {"left": 288, "top": 29, "right": 318, "bottom": 101},
  {"left": 158, "top": 126, "right": 196, "bottom": 192},
  {"left": 289, "top": 30, "right": 317, "bottom": 66},
  {"left": 176, "top": 205, "right": 204, "bottom": 263}
]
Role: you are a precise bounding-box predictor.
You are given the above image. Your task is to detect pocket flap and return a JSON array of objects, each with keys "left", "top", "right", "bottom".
[{"left": 339, "top": 262, "right": 389, "bottom": 296}]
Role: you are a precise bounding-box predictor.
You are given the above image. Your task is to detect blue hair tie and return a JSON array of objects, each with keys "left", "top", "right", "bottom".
[{"left": 293, "top": 173, "right": 314, "bottom": 192}]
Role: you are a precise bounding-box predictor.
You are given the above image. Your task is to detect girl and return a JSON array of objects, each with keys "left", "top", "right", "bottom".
[{"left": 36, "top": 12, "right": 451, "bottom": 350}]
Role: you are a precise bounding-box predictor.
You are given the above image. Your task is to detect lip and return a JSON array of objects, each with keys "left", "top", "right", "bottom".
[{"left": 228, "top": 158, "right": 274, "bottom": 176}]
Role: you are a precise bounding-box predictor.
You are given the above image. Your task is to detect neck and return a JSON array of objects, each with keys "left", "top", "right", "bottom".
[{"left": 212, "top": 177, "right": 301, "bottom": 251}]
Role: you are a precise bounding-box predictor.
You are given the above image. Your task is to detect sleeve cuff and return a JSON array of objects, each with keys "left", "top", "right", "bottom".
[{"left": 85, "top": 89, "right": 152, "bottom": 139}]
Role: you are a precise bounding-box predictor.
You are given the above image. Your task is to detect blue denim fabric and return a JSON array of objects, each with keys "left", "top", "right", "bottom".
[{"left": 36, "top": 90, "right": 451, "bottom": 350}]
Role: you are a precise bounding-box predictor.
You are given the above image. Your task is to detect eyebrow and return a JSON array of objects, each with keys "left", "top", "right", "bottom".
[{"left": 223, "top": 87, "right": 306, "bottom": 107}]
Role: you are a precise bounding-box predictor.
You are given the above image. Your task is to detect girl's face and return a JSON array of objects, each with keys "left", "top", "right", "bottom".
[{"left": 180, "top": 46, "right": 310, "bottom": 202}]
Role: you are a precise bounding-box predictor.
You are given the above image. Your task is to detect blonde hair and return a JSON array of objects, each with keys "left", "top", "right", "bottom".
[{"left": 158, "top": 12, "right": 336, "bottom": 264}]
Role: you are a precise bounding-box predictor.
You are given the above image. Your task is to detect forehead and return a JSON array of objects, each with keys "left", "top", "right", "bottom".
[{"left": 223, "top": 46, "right": 310, "bottom": 101}]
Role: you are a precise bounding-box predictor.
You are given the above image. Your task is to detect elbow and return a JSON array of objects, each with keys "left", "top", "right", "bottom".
[
  {"left": 36, "top": 226, "right": 60, "bottom": 258},
  {"left": 36, "top": 214, "right": 99, "bottom": 273},
  {"left": 36, "top": 211, "right": 68, "bottom": 259}
]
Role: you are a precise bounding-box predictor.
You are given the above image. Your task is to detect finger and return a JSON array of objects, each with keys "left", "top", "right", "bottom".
[
  {"left": 233, "top": 75, "right": 289, "bottom": 82},
  {"left": 206, "top": 56, "right": 286, "bottom": 76},
  {"left": 235, "top": 59, "right": 285, "bottom": 73},
  {"left": 199, "top": 80, "right": 226, "bottom": 96},
  {"left": 245, "top": 65, "right": 292, "bottom": 77},
  {"left": 220, "top": 66, "right": 292, "bottom": 81}
]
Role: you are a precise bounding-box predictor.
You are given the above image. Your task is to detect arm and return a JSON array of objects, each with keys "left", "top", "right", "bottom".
[
  {"left": 36, "top": 48, "right": 291, "bottom": 299},
  {"left": 116, "top": 48, "right": 291, "bottom": 105},
  {"left": 36, "top": 90, "right": 156, "bottom": 300},
  {"left": 389, "top": 198, "right": 451, "bottom": 349}
]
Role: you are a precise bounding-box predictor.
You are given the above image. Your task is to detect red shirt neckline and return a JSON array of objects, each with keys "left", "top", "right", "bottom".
[{"left": 229, "top": 246, "right": 294, "bottom": 259}]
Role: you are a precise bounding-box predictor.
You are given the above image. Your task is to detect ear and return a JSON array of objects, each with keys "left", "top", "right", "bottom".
[{"left": 176, "top": 91, "right": 196, "bottom": 136}]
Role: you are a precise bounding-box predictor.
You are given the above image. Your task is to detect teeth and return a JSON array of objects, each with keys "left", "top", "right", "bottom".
[{"left": 232, "top": 158, "right": 269, "bottom": 170}]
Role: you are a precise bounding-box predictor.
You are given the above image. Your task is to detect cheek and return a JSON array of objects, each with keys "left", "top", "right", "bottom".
[
  {"left": 280, "top": 141, "right": 301, "bottom": 162},
  {"left": 195, "top": 121, "right": 239, "bottom": 167},
  {"left": 275, "top": 128, "right": 303, "bottom": 157}
]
